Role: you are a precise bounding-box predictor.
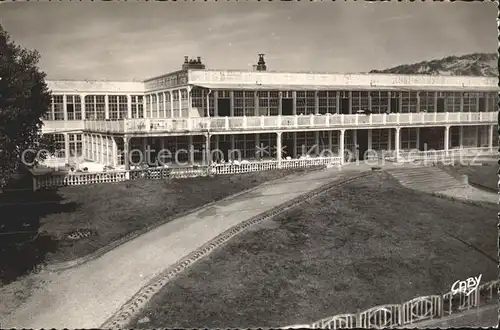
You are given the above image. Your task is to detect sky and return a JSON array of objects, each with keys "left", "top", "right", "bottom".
[{"left": 0, "top": 1, "right": 496, "bottom": 81}]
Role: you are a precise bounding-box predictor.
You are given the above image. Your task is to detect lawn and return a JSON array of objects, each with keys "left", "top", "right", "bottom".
[
  {"left": 128, "top": 171, "right": 497, "bottom": 328},
  {"left": 0, "top": 167, "right": 319, "bottom": 286}
]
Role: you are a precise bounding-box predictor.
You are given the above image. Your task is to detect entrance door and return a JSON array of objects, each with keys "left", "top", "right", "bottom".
[
  {"left": 218, "top": 141, "right": 230, "bottom": 162},
  {"left": 357, "top": 130, "right": 369, "bottom": 160},
  {"left": 218, "top": 99, "right": 230, "bottom": 117},
  {"left": 282, "top": 99, "right": 293, "bottom": 116},
  {"left": 283, "top": 137, "right": 294, "bottom": 158},
  {"left": 340, "top": 98, "right": 350, "bottom": 114}
]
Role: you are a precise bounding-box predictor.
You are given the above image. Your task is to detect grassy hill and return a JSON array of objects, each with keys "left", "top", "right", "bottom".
[{"left": 370, "top": 53, "right": 497, "bottom": 77}]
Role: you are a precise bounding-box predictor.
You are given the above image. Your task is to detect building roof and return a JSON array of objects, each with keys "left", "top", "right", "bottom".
[{"left": 192, "top": 83, "right": 500, "bottom": 92}]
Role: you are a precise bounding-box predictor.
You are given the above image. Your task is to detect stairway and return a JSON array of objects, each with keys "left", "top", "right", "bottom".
[{"left": 387, "top": 166, "right": 465, "bottom": 193}]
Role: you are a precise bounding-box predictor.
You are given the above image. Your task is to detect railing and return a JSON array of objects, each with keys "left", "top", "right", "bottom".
[
  {"left": 289, "top": 280, "right": 499, "bottom": 329},
  {"left": 31, "top": 157, "right": 341, "bottom": 191},
  {"left": 81, "top": 112, "right": 497, "bottom": 134}
]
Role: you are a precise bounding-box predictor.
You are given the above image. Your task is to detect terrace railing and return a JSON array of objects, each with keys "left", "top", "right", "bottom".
[
  {"left": 286, "top": 279, "right": 499, "bottom": 329},
  {"left": 31, "top": 157, "right": 341, "bottom": 191},
  {"left": 81, "top": 112, "right": 497, "bottom": 134}
]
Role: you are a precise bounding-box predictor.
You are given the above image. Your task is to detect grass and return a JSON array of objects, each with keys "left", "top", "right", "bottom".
[
  {"left": 128, "top": 171, "right": 497, "bottom": 328},
  {"left": 0, "top": 167, "right": 319, "bottom": 286}
]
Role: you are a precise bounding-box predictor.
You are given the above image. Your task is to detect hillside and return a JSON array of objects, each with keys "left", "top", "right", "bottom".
[{"left": 370, "top": 53, "right": 498, "bottom": 77}]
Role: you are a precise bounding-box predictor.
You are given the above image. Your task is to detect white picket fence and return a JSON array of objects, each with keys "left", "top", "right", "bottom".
[
  {"left": 285, "top": 280, "right": 499, "bottom": 329},
  {"left": 31, "top": 157, "right": 342, "bottom": 191}
]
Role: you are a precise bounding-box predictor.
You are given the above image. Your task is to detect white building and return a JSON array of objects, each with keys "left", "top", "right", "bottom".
[{"left": 41, "top": 55, "right": 498, "bottom": 170}]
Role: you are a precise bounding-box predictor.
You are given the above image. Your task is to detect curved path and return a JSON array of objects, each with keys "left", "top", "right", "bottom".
[{"left": 1, "top": 164, "right": 371, "bottom": 329}]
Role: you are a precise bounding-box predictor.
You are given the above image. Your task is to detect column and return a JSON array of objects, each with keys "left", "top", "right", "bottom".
[
  {"left": 368, "top": 92, "right": 372, "bottom": 112},
  {"left": 335, "top": 92, "right": 340, "bottom": 114},
  {"left": 276, "top": 132, "right": 282, "bottom": 168},
  {"left": 459, "top": 126, "right": 463, "bottom": 148},
  {"left": 105, "top": 95, "right": 109, "bottom": 120},
  {"left": 444, "top": 126, "right": 450, "bottom": 152},
  {"left": 204, "top": 133, "right": 211, "bottom": 165},
  {"left": 416, "top": 92, "right": 421, "bottom": 112},
  {"left": 460, "top": 93, "right": 464, "bottom": 113},
  {"left": 254, "top": 91, "right": 259, "bottom": 116},
  {"left": 112, "top": 138, "right": 117, "bottom": 168},
  {"left": 63, "top": 95, "right": 68, "bottom": 121},
  {"left": 488, "top": 125, "right": 494, "bottom": 152},
  {"left": 339, "top": 130, "right": 345, "bottom": 165},
  {"left": 434, "top": 92, "right": 438, "bottom": 112},
  {"left": 395, "top": 128, "right": 401, "bottom": 162},
  {"left": 416, "top": 128, "right": 420, "bottom": 150},
  {"left": 388, "top": 128, "right": 392, "bottom": 150},
  {"left": 170, "top": 91, "right": 174, "bottom": 117},
  {"left": 80, "top": 94, "right": 86, "bottom": 120},
  {"left": 353, "top": 130, "right": 357, "bottom": 160},
  {"left": 292, "top": 132, "right": 297, "bottom": 158},
  {"left": 368, "top": 129, "right": 372, "bottom": 150},
  {"left": 127, "top": 95, "right": 132, "bottom": 119},
  {"left": 315, "top": 131, "right": 320, "bottom": 156},
  {"left": 348, "top": 91, "right": 353, "bottom": 114},
  {"left": 142, "top": 137, "right": 147, "bottom": 165},
  {"left": 279, "top": 92, "right": 283, "bottom": 116},
  {"left": 214, "top": 91, "right": 219, "bottom": 117},
  {"left": 188, "top": 135, "right": 194, "bottom": 164},
  {"left": 255, "top": 133, "right": 260, "bottom": 159},
  {"left": 314, "top": 91, "right": 319, "bottom": 115},
  {"left": 328, "top": 131, "right": 333, "bottom": 152},
  {"left": 229, "top": 90, "right": 234, "bottom": 117},
  {"left": 178, "top": 90, "right": 182, "bottom": 117},
  {"left": 123, "top": 136, "right": 130, "bottom": 170},
  {"left": 64, "top": 133, "right": 70, "bottom": 164},
  {"left": 292, "top": 91, "right": 297, "bottom": 115}
]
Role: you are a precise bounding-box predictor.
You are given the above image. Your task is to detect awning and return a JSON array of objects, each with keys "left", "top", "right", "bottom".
[{"left": 192, "top": 83, "right": 500, "bottom": 92}]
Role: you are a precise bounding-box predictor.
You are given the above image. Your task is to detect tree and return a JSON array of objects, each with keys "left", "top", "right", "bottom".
[{"left": 0, "top": 24, "right": 54, "bottom": 189}]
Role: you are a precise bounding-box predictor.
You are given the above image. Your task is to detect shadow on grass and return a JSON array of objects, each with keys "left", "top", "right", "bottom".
[{"left": 0, "top": 172, "right": 78, "bottom": 286}]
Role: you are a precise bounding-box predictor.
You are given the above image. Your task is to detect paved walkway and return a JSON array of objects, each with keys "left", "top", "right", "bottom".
[
  {"left": 1, "top": 164, "right": 371, "bottom": 329},
  {"left": 407, "top": 304, "right": 498, "bottom": 328}
]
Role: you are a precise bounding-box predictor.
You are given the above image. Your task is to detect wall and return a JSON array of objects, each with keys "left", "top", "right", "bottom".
[
  {"left": 188, "top": 70, "right": 499, "bottom": 89},
  {"left": 47, "top": 80, "right": 145, "bottom": 94}
]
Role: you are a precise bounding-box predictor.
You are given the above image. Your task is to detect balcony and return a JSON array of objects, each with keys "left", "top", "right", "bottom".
[
  {"left": 82, "top": 112, "right": 497, "bottom": 135},
  {"left": 42, "top": 120, "right": 85, "bottom": 133}
]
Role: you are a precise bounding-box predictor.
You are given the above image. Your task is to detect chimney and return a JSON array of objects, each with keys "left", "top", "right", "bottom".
[
  {"left": 184, "top": 56, "right": 189, "bottom": 63},
  {"left": 256, "top": 53, "right": 267, "bottom": 71},
  {"left": 197, "top": 56, "right": 201, "bottom": 63}
]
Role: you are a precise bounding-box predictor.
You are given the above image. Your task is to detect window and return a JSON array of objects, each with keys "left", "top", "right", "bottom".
[
  {"left": 488, "top": 92, "right": 499, "bottom": 112},
  {"left": 131, "top": 95, "right": 144, "bottom": 118},
  {"left": 351, "top": 91, "right": 369, "bottom": 113},
  {"left": 84, "top": 95, "right": 105, "bottom": 120},
  {"left": 296, "top": 91, "right": 316, "bottom": 115},
  {"left": 370, "top": 92, "right": 389, "bottom": 114},
  {"left": 401, "top": 128, "right": 417, "bottom": 150},
  {"left": 258, "top": 91, "right": 279, "bottom": 116},
  {"left": 151, "top": 94, "right": 158, "bottom": 118},
  {"left": 53, "top": 95, "right": 64, "bottom": 120},
  {"left": 318, "top": 91, "right": 337, "bottom": 114},
  {"left": 443, "top": 92, "right": 461, "bottom": 112},
  {"left": 48, "top": 133, "right": 66, "bottom": 158},
  {"left": 108, "top": 95, "right": 128, "bottom": 119},
  {"left": 158, "top": 93, "right": 165, "bottom": 117},
  {"left": 69, "top": 133, "right": 83, "bottom": 158},
  {"left": 234, "top": 134, "right": 256, "bottom": 158},
  {"left": 372, "top": 129, "right": 389, "bottom": 150},
  {"left": 400, "top": 92, "right": 418, "bottom": 113},
  {"left": 66, "top": 95, "right": 82, "bottom": 120},
  {"left": 463, "top": 92, "right": 478, "bottom": 112},
  {"left": 420, "top": 92, "right": 435, "bottom": 112}
]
